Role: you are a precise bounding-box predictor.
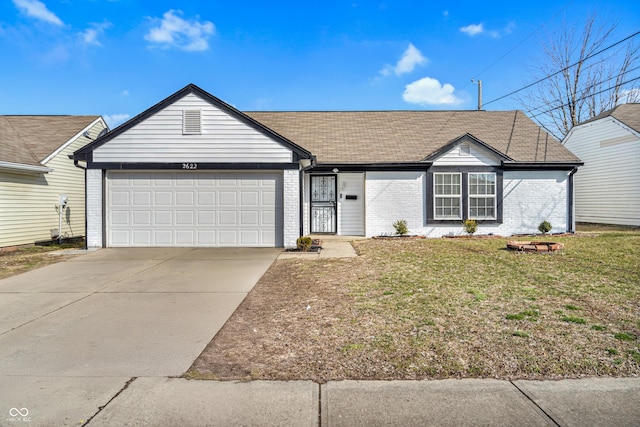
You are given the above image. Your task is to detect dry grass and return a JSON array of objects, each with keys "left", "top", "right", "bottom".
[
  {"left": 189, "top": 228, "right": 640, "bottom": 382},
  {"left": 0, "top": 242, "right": 83, "bottom": 280}
]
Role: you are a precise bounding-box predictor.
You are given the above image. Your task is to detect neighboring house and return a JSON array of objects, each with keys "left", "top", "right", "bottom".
[
  {"left": 73, "top": 84, "right": 582, "bottom": 248},
  {"left": 0, "top": 116, "right": 108, "bottom": 247},
  {"left": 563, "top": 103, "right": 640, "bottom": 226}
]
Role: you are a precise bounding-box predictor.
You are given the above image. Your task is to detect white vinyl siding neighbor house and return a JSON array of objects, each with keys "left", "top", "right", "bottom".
[
  {"left": 75, "top": 84, "right": 582, "bottom": 248},
  {"left": 563, "top": 104, "right": 640, "bottom": 226},
  {"left": 0, "top": 116, "right": 107, "bottom": 247}
]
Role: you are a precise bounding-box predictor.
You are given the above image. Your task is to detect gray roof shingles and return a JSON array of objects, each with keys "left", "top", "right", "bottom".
[
  {"left": 581, "top": 103, "right": 640, "bottom": 134},
  {"left": 0, "top": 116, "right": 99, "bottom": 166},
  {"left": 246, "top": 110, "right": 581, "bottom": 164}
]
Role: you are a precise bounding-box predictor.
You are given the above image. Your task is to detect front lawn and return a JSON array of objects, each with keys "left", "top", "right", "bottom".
[{"left": 188, "top": 230, "right": 640, "bottom": 382}]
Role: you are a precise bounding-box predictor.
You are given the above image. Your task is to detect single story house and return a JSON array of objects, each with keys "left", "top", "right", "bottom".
[
  {"left": 73, "top": 84, "right": 582, "bottom": 248},
  {"left": 563, "top": 103, "right": 640, "bottom": 226},
  {"left": 0, "top": 115, "right": 107, "bottom": 247}
]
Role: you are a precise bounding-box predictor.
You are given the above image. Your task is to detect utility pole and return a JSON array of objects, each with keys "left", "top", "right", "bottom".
[{"left": 471, "top": 79, "right": 482, "bottom": 110}]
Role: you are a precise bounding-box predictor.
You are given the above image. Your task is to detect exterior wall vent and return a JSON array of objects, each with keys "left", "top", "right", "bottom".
[
  {"left": 459, "top": 144, "right": 471, "bottom": 156},
  {"left": 183, "top": 110, "right": 202, "bottom": 135}
]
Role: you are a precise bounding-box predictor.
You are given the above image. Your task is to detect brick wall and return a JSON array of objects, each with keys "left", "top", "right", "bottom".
[
  {"left": 502, "top": 171, "right": 569, "bottom": 234},
  {"left": 365, "top": 171, "right": 426, "bottom": 236},
  {"left": 364, "top": 170, "right": 569, "bottom": 237},
  {"left": 86, "top": 169, "right": 103, "bottom": 247},
  {"left": 283, "top": 169, "right": 300, "bottom": 248}
]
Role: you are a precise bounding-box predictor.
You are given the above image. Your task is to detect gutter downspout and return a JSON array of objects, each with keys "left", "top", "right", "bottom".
[
  {"left": 299, "top": 156, "right": 316, "bottom": 237},
  {"left": 568, "top": 167, "right": 578, "bottom": 234}
]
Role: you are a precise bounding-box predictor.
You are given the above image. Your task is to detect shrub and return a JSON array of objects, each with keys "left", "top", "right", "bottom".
[
  {"left": 538, "top": 220, "right": 552, "bottom": 235},
  {"left": 393, "top": 220, "right": 409, "bottom": 236},
  {"left": 463, "top": 219, "right": 478, "bottom": 235},
  {"left": 296, "top": 236, "right": 312, "bottom": 251}
]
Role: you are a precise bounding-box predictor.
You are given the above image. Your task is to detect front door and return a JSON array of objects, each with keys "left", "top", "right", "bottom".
[{"left": 310, "top": 175, "right": 337, "bottom": 233}]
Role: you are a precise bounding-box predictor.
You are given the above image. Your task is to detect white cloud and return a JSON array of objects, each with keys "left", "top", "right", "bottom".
[
  {"left": 145, "top": 10, "right": 215, "bottom": 52},
  {"left": 403, "top": 77, "right": 463, "bottom": 106},
  {"left": 461, "top": 22, "right": 515, "bottom": 38},
  {"left": 80, "top": 22, "right": 111, "bottom": 46},
  {"left": 460, "top": 23, "right": 483, "bottom": 36},
  {"left": 13, "top": 0, "right": 63, "bottom": 26},
  {"left": 103, "top": 113, "right": 130, "bottom": 129},
  {"left": 380, "top": 43, "right": 427, "bottom": 76}
]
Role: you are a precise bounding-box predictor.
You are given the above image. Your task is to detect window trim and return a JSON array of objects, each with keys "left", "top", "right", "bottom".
[
  {"left": 433, "top": 172, "right": 462, "bottom": 220},
  {"left": 468, "top": 172, "right": 497, "bottom": 220},
  {"left": 426, "top": 167, "right": 503, "bottom": 225}
]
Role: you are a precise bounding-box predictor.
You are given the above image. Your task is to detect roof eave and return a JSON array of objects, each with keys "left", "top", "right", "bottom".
[
  {"left": 311, "top": 161, "right": 432, "bottom": 172},
  {"left": 0, "top": 161, "right": 53, "bottom": 174},
  {"left": 501, "top": 161, "right": 584, "bottom": 170}
]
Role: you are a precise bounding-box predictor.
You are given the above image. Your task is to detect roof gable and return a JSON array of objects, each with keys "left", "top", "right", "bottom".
[
  {"left": 424, "top": 133, "right": 513, "bottom": 164},
  {"left": 578, "top": 103, "right": 640, "bottom": 135},
  {"left": 74, "top": 84, "right": 311, "bottom": 161}
]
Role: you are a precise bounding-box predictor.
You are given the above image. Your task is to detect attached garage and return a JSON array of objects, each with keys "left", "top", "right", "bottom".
[
  {"left": 74, "top": 84, "right": 310, "bottom": 249},
  {"left": 107, "top": 171, "right": 283, "bottom": 247}
]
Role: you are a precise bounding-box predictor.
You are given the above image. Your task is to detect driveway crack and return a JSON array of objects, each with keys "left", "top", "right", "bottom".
[{"left": 83, "top": 377, "right": 137, "bottom": 426}]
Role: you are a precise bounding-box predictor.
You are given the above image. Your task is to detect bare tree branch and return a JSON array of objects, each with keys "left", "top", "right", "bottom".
[{"left": 519, "top": 13, "right": 639, "bottom": 139}]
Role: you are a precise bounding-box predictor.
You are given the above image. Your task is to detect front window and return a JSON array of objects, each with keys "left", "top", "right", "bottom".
[
  {"left": 468, "top": 173, "right": 496, "bottom": 219},
  {"left": 434, "top": 173, "right": 462, "bottom": 219}
]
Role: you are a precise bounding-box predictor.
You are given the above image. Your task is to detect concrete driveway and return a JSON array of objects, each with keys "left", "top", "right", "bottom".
[{"left": 0, "top": 247, "right": 279, "bottom": 425}]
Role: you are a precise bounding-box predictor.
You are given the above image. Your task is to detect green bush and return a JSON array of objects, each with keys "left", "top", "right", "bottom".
[
  {"left": 393, "top": 220, "right": 409, "bottom": 236},
  {"left": 463, "top": 219, "right": 478, "bottom": 235},
  {"left": 538, "top": 220, "right": 552, "bottom": 235},
  {"left": 296, "top": 236, "right": 312, "bottom": 251}
]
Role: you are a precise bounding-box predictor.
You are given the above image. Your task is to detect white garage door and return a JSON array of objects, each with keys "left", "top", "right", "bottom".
[{"left": 107, "top": 171, "right": 283, "bottom": 247}]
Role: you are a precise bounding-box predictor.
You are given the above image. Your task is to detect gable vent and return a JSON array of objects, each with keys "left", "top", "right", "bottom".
[
  {"left": 459, "top": 144, "right": 471, "bottom": 156},
  {"left": 183, "top": 110, "right": 202, "bottom": 134}
]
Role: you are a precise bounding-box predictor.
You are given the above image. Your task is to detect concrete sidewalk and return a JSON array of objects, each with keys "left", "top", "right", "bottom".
[
  {"left": 278, "top": 235, "right": 361, "bottom": 260},
  {"left": 78, "top": 377, "right": 640, "bottom": 426}
]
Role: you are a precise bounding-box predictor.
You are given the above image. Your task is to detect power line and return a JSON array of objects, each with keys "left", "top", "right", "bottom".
[
  {"left": 523, "top": 64, "right": 640, "bottom": 114},
  {"left": 483, "top": 30, "right": 640, "bottom": 107},
  {"left": 468, "top": 0, "right": 576, "bottom": 85},
  {"left": 530, "top": 74, "right": 640, "bottom": 118}
]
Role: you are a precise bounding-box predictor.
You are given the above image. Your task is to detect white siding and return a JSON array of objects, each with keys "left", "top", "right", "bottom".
[
  {"left": 0, "top": 119, "right": 106, "bottom": 247},
  {"left": 93, "top": 93, "right": 293, "bottom": 164},
  {"left": 564, "top": 118, "right": 640, "bottom": 226},
  {"left": 364, "top": 170, "right": 570, "bottom": 238},
  {"left": 337, "top": 173, "right": 365, "bottom": 235},
  {"left": 433, "top": 143, "right": 501, "bottom": 166}
]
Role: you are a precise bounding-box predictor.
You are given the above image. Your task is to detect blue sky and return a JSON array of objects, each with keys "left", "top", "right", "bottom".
[{"left": 1, "top": 0, "right": 638, "bottom": 128}]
